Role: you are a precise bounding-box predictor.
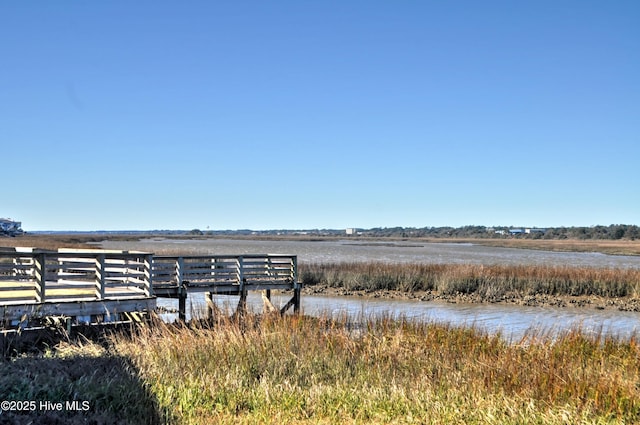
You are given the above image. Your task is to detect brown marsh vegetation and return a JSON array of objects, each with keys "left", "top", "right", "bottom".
[
  {"left": 300, "top": 262, "right": 640, "bottom": 309},
  {"left": 3, "top": 314, "right": 638, "bottom": 424},
  {"left": 458, "top": 237, "right": 640, "bottom": 256}
]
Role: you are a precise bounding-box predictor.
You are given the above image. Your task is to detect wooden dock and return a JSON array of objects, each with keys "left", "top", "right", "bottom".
[
  {"left": 152, "top": 254, "right": 300, "bottom": 321},
  {"left": 0, "top": 248, "right": 300, "bottom": 331}
]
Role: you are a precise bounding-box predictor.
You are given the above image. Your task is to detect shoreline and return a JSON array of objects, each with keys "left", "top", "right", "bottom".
[{"left": 302, "top": 284, "right": 640, "bottom": 312}]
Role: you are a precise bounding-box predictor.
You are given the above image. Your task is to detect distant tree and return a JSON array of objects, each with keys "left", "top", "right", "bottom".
[
  {"left": 613, "top": 226, "right": 625, "bottom": 240},
  {"left": 626, "top": 226, "right": 640, "bottom": 240}
]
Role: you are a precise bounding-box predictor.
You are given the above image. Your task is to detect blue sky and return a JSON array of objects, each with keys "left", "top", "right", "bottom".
[{"left": 2, "top": 1, "right": 638, "bottom": 231}]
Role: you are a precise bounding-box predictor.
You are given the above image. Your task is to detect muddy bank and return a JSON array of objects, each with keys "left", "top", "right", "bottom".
[{"left": 302, "top": 284, "right": 640, "bottom": 312}]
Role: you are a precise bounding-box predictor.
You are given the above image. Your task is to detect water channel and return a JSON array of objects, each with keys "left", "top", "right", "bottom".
[{"left": 100, "top": 238, "right": 640, "bottom": 340}]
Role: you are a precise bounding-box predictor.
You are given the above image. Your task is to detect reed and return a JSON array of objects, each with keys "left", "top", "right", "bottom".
[
  {"left": 110, "top": 314, "right": 640, "bottom": 424},
  {"left": 300, "top": 262, "right": 640, "bottom": 299}
]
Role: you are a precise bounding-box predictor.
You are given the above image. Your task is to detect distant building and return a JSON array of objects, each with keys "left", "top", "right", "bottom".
[
  {"left": 525, "top": 228, "right": 546, "bottom": 234},
  {"left": 509, "top": 228, "right": 525, "bottom": 235},
  {"left": 345, "top": 228, "right": 357, "bottom": 236},
  {"left": 0, "top": 218, "right": 23, "bottom": 236}
]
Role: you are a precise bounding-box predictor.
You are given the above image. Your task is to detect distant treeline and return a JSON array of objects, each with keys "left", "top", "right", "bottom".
[
  {"left": 32, "top": 225, "right": 637, "bottom": 241},
  {"left": 194, "top": 224, "right": 640, "bottom": 240},
  {"left": 357, "top": 224, "right": 640, "bottom": 240}
]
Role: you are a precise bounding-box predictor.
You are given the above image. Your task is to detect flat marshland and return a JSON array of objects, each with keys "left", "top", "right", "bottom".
[
  {"left": 2, "top": 234, "right": 640, "bottom": 423},
  {"left": 3, "top": 315, "right": 639, "bottom": 424},
  {"left": 447, "top": 237, "right": 640, "bottom": 256},
  {"left": 300, "top": 262, "right": 640, "bottom": 309},
  {"left": 3, "top": 233, "right": 640, "bottom": 256}
]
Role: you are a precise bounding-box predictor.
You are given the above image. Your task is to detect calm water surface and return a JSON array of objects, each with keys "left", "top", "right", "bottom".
[
  {"left": 100, "top": 238, "right": 640, "bottom": 340},
  {"left": 101, "top": 238, "right": 640, "bottom": 268},
  {"left": 158, "top": 293, "right": 640, "bottom": 342}
]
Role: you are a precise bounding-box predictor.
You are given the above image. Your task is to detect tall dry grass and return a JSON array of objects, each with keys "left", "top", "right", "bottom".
[
  {"left": 300, "top": 262, "right": 640, "bottom": 299},
  {"left": 112, "top": 314, "right": 640, "bottom": 424},
  {"left": 0, "top": 340, "right": 160, "bottom": 425}
]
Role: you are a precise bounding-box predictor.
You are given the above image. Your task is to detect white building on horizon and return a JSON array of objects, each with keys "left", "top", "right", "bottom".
[{"left": 0, "top": 218, "right": 23, "bottom": 235}]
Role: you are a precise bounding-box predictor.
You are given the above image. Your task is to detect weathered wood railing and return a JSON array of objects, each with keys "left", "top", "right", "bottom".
[
  {"left": 0, "top": 249, "right": 301, "bottom": 328},
  {"left": 0, "top": 248, "right": 154, "bottom": 325},
  {"left": 152, "top": 254, "right": 300, "bottom": 320}
]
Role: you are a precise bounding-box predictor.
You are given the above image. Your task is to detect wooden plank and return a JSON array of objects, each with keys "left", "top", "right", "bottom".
[
  {"left": 0, "top": 275, "right": 34, "bottom": 282},
  {"left": 152, "top": 283, "right": 179, "bottom": 290},
  {"left": 53, "top": 261, "right": 96, "bottom": 268},
  {"left": 0, "top": 294, "right": 38, "bottom": 303},
  {"left": 0, "top": 285, "right": 36, "bottom": 292},
  {"left": 151, "top": 278, "right": 176, "bottom": 286},
  {"left": 243, "top": 282, "right": 295, "bottom": 291},
  {"left": 184, "top": 270, "right": 237, "bottom": 278},
  {"left": 0, "top": 298, "right": 156, "bottom": 322},
  {"left": 152, "top": 288, "right": 180, "bottom": 297},
  {"left": 182, "top": 260, "right": 236, "bottom": 268},
  {"left": 189, "top": 268, "right": 237, "bottom": 275},
  {"left": 41, "top": 282, "right": 96, "bottom": 291},
  {"left": 183, "top": 281, "right": 294, "bottom": 293},
  {"left": 0, "top": 264, "right": 33, "bottom": 271},
  {"left": 0, "top": 288, "right": 37, "bottom": 297},
  {"left": 245, "top": 258, "right": 272, "bottom": 263},
  {"left": 105, "top": 293, "right": 147, "bottom": 299},
  {"left": 102, "top": 267, "right": 145, "bottom": 274},
  {"left": 104, "top": 283, "right": 148, "bottom": 290},
  {"left": 42, "top": 294, "right": 96, "bottom": 301},
  {"left": 151, "top": 268, "right": 175, "bottom": 275}
]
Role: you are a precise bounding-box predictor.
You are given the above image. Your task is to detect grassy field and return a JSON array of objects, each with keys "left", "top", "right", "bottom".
[{"left": 2, "top": 315, "right": 639, "bottom": 424}]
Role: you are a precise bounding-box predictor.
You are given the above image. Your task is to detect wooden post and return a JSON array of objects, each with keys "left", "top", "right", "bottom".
[
  {"left": 237, "top": 256, "right": 244, "bottom": 288},
  {"left": 235, "top": 256, "right": 247, "bottom": 316},
  {"left": 176, "top": 257, "right": 184, "bottom": 288},
  {"left": 144, "top": 254, "right": 154, "bottom": 297},
  {"left": 96, "top": 254, "right": 106, "bottom": 300},
  {"left": 293, "top": 255, "right": 300, "bottom": 313},
  {"left": 205, "top": 292, "right": 215, "bottom": 320},
  {"left": 262, "top": 289, "right": 277, "bottom": 313},
  {"left": 293, "top": 286, "right": 301, "bottom": 313},
  {"left": 176, "top": 257, "right": 187, "bottom": 322},
  {"left": 178, "top": 287, "right": 187, "bottom": 322},
  {"left": 34, "top": 253, "right": 46, "bottom": 303},
  {"left": 236, "top": 289, "right": 247, "bottom": 316}
]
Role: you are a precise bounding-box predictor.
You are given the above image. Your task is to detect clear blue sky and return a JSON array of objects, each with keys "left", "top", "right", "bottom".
[{"left": 2, "top": 1, "right": 638, "bottom": 231}]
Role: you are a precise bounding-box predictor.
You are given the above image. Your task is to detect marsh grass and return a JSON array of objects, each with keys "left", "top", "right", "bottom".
[
  {"left": 300, "top": 262, "right": 640, "bottom": 299},
  {"left": 0, "top": 338, "right": 160, "bottom": 425},
  {"left": 112, "top": 314, "right": 640, "bottom": 424},
  {"left": 468, "top": 238, "right": 640, "bottom": 256}
]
